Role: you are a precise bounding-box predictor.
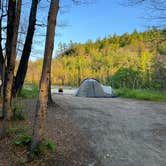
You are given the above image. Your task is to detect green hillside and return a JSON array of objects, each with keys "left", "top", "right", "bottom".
[{"left": 26, "top": 29, "right": 166, "bottom": 90}]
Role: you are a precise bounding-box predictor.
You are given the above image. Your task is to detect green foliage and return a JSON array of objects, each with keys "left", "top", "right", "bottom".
[
  {"left": 0, "top": 111, "right": 2, "bottom": 119},
  {"left": 6, "top": 127, "right": 18, "bottom": 135},
  {"left": 157, "top": 44, "right": 166, "bottom": 55},
  {"left": 25, "top": 29, "right": 166, "bottom": 91},
  {"left": 10, "top": 127, "right": 56, "bottom": 163},
  {"left": 13, "top": 128, "right": 56, "bottom": 158},
  {"left": 18, "top": 157, "right": 28, "bottom": 164},
  {"left": 13, "top": 131, "right": 32, "bottom": 146},
  {"left": 109, "top": 68, "right": 141, "bottom": 89},
  {"left": 13, "top": 108, "right": 26, "bottom": 120},
  {"left": 12, "top": 99, "right": 26, "bottom": 120},
  {"left": 19, "top": 83, "right": 39, "bottom": 99},
  {"left": 29, "top": 139, "right": 56, "bottom": 158},
  {"left": 116, "top": 88, "right": 166, "bottom": 101}
]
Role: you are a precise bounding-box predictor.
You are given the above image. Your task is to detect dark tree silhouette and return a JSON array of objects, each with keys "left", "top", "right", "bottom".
[{"left": 13, "top": 0, "right": 39, "bottom": 96}]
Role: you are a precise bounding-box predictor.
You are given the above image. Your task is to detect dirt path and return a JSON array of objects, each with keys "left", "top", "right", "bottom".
[
  {"left": 53, "top": 94, "right": 166, "bottom": 166},
  {"left": 0, "top": 99, "right": 100, "bottom": 166}
]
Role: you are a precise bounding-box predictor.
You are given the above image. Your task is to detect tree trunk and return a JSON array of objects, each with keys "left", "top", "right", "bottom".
[
  {"left": 48, "top": 68, "right": 54, "bottom": 105},
  {"left": 31, "top": 0, "right": 59, "bottom": 149},
  {"left": 5, "top": 0, "right": 16, "bottom": 64},
  {"left": 0, "top": 55, "right": 4, "bottom": 98},
  {"left": 0, "top": 10, "right": 5, "bottom": 97},
  {"left": 13, "top": 0, "right": 39, "bottom": 96},
  {"left": 2, "top": 0, "right": 22, "bottom": 120},
  {"left": 0, "top": 41, "right": 3, "bottom": 97}
]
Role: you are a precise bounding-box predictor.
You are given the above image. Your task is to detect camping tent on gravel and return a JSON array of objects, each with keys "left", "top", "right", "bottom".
[{"left": 75, "top": 78, "right": 115, "bottom": 98}]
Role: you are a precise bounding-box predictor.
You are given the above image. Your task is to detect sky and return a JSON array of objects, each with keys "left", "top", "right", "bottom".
[
  {"left": 55, "top": 0, "right": 147, "bottom": 46},
  {"left": 29, "top": 0, "right": 149, "bottom": 59}
]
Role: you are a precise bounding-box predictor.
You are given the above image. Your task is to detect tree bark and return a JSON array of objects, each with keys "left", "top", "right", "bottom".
[
  {"left": 0, "top": 9, "right": 5, "bottom": 97},
  {"left": 13, "top": 0, "right": 39, "bottom": 96},
  {"left": 31, "top": 0, "right": 59, "bottom": 149},
  {"left": 2, "top": 0, "right": 22, "bottom": 120},
  {"left": 47, "top": 68, "right": 54, "bottom": 105},
  {"left": 0, "top": 47, "right": 4, "bottom": 97},
  {"left": 6, "top": 0, "right": 16, "bottom": 64}
]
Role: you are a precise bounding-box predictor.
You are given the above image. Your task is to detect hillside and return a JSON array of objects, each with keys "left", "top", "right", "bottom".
[{"left": 26, "top": 29, "right": 166, "bottom": 90}]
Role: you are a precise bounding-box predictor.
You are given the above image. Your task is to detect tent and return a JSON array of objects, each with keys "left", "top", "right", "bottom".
[{"left": 75, "top": 78, "right": 115, "bottom": 98}]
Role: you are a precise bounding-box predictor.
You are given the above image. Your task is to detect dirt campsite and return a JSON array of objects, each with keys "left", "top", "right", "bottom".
[
  {"left": 1, "top": 0, "right": 166, "bottom": 166},
  {"left": 52, "top": 93, "right": 166, "bottom": 166}
]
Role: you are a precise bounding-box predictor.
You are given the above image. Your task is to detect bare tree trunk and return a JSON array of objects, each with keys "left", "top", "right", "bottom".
[
  {"left": 6, "top": 0, "right": 16, "bottom": 64},
  {"left": 48, "top": 68, "right": 54, "bottom": 105},
  {"left": 0, "top": 54, "right": 4, "bottom": 98},
  {"left": 0, "top": 36, "right": 3, "bottom": 88},
  {"left": 31, "top": 0, "right": 59, "bottom": 149},
  {"left": 0, "top": 4, "right": 5, "bottom": 97},
  {"left": 13, "top": 0, "right": 39, "bottom": 96},
  {"left": 2, "top": 0, "right": 22, "bottom": 120}
]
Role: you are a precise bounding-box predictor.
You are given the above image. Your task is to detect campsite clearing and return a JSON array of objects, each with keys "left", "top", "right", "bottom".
[{"left": 53, "top": 94, "right": 166, "bottom": 166}]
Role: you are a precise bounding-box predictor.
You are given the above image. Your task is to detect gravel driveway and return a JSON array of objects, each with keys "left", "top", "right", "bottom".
[{"left": 53, "top": 94, "right": 166, "bottom": 166}]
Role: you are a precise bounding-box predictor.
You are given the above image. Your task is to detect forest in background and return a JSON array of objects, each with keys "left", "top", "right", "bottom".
[{"left": 25, "top": 28, "right": 166, "bottom": 90}]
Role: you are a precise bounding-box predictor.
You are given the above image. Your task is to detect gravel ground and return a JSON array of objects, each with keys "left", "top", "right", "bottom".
[
  {"left": 0, "top": 99, "right": 100, "bottom": 166},
  {"left": 53, "top": 94, "right": 166, "bottom": 166}
]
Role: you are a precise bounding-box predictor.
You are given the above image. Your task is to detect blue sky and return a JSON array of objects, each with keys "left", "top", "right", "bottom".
[
  {"left": 56, "top": 0, "right": 146, "bottom": 45},
  {"left": 30, "top": 0, "right": 148, "bottom": 59}
]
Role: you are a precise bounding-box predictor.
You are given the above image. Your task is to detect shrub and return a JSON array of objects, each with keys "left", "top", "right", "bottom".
[
  {"left": 30, "top": 139, "right": 56, "bottom": 157},
  {"left": 12, "top": 98, "right": 26, "bottom": 120},
  {"left": 13, "top": 129, "right": 56, "bottom": 159},
  {"left": 19, "top": 84, "right": 39, "bottom": 99},
  {"left": 12, "top": 128, "right": 31, "bottom": 146},
  {"left": 109, "top": 68, "right": 141, "bottom": 89},
  {"left": 6, "top": 127, "right": 18, "bottom": 135}
]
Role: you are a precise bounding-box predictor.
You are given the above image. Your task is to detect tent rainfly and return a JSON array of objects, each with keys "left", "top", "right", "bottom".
[{"left": 75, "top": 78, "right": 114, "bottom": 98}]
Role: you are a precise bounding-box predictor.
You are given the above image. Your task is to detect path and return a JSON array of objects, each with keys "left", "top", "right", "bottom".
[{"left": 53, "top": 94, "right": 166, "bottom": 166}]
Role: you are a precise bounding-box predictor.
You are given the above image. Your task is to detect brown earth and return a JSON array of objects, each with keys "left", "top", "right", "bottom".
[
  {"left": 53, "top": 94, "right": 166, "bottom": 166},
  {"left": 0, "top": 94, "right": 166, "bottom": 166},
  {"left": 0, "top": 99, "right": 100, "bottom": 166}
]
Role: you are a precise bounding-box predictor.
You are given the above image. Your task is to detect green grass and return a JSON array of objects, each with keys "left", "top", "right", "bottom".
[
  {"left": 30, "top": 139, "right": 56, "bottom": 157},
  {"left": 116, "top": 88, "right": 166, "bottom": 101},
  {"left": 12, "top": 98, "right": 26, "bottom": 120},
  {"left": 19, "top": 84, "right": 39, "bottom": 99}
]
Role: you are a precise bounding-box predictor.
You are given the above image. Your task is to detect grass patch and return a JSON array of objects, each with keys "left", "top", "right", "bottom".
[
  {"left": 12, "top": 98, "right": 26, "bottom": 120},
  {"left": 19, "top": 84, "right": 39, "bottom": 99},
  {"left": 116, "top": 88, "right": 166, "bottom": 101},
  {"left": 12, "top": 132, "right": 31, "bottom": 146},
  {"left": 6, "top": 127, "right": 18, "bottom": 135},
  {"left": 12, "top": 128, "right": 56, "bottom": 161},
  {"left": 29, "top": 139, "right": 56, "bottom": 157}
]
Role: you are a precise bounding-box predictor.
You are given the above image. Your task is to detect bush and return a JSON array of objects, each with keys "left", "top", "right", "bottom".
[
  {"left": 13, "top": 129, "right": 56, "bottom": 158},
  {"left": 13, "top": 132, "right": 32, "bottom": 146},
  {"left": 12, "top": 98, "right": 26, "bottom": 120},
  {"left": 12, "top": 128, "right": 56, "bottom": 163},
  {"left": 19, "top": 84, "right": 39, "bottom": 99},
  {"left": 30, "top": 139, "right": 56, "bottom": 157},
  {"left": 116, "top": 88, "right": 166, "bottom": 101},
  {"left": 6, "top": 127, "right": 18, "bottom": 135},
  {"left": 109, "top": 68, "right": 141, "bottom": 89}
]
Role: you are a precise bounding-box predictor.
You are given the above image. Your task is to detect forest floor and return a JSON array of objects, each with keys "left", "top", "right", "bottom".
[
  {"left": 53, "top": 94, "right": 166, "bottom": 166},
  {"left": 0, "top": 95, "right": 166, "bottom": 166},
  {"left": 0, "top": 99, "right": 100, "bottom": 166}
]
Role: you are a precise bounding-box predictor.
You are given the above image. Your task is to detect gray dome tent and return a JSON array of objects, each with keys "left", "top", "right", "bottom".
[{"left": 75, "top": 78, "right": 114, "bottom": 98}]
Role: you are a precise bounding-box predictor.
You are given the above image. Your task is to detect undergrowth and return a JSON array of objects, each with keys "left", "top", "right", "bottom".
[
  {"left": 116, "top": 88, "right": 166, "bottom": 101},
  {"left": 19, "top": 84, "right": 39, "bottom": 99},
  {"left": 11, "top": 128, "right": 56, "bottom": 163},
  {"left": 12, "top": 98, "right": 26, "bottom": 120}
]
